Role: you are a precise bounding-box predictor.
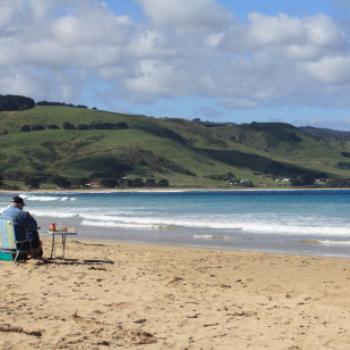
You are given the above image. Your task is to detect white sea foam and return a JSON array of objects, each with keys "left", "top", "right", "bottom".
[
  {"left": 81, "top": 220, "right": 157, "bottom": 229},
  {"left": 319, "top": 240, "right": 350, "bottom": 246},
  {"left": 24, "top": 196, "right": 59, "bottom": 201},
  {"left": 77, "top": 214, "right": 350, "bottom": 236},
  {"left": 193, "top": 234, "right": 232, "bottom": 240},
  {"left": 27, "top": 209, "right": 350, "bottom": 237},
  {"left": 90, "top": 215, "right": 346, "bottom": 235},
  {"left": 20, "top": 194, "right": 77, "bottom": 202},
  {"left": 32, "top": 210, "right": 79, "bottom": 218}
]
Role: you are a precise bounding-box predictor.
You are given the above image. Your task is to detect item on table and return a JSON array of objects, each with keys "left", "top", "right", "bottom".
[{"left": 49, "top": 223, "right": 56, "bottom": 232}]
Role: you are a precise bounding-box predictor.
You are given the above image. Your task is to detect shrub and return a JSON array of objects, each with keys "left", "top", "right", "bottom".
[
  {"left": 326, "top": 178, "right": 350, "bottom": 187},
  {"left": 100, "top": 178, "right": 118, "bottom": 188},
  {"left": 116, "top": 122, "right": 129, "bottom": 129},
  {"left": 70, "top": 177, "right": 89, "bottom": 187},
  {"left": 128, "top": 178, "right": 145, "bottom": 187},
  {"left": 24, "top": 175, "right": 42, "bottom": 188},
  {"left": 49, "top": 175, "right": 71, "bottom": 188},
  {"left": 157, "top": 179, "right": 169, "bottom": 187},
  {"left": 145, "top": 178, "right": 156, "bottom": 187},
  {"left": 4, "top": 170, "right": 27, "bottom": 181},
  {"left": 31, "top": 125, "right": 45, "bottom": 131},
  {"left": 89, "top": 122, "right": 129, "bottom": 130},
  {"left": 337, "top": 162, "right": 350, "bottom": 170},
  {"left": 0, "top": 94, "right": 35, "bottom": 111},
  {"left": 63, "top": 122, "right": 76, "bottom": 130},
  {"left": 77, "top": 124, "right": 90, "bottom": 130},
  {"left": 290, "top": 175, "right": 315, "bottom": 186},
  {"left": 47, "top": 124, "right": 60, "bottom": 129},
  {"left": 37, "top": 101, "right": 87, "bottom": 109},
  {"left": 21, "top": 125, "right": 31, "bottom": 132}
]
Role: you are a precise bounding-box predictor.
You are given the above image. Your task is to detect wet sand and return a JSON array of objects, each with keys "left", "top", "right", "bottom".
[{"left": 1, "top": 238, "right": 350, "bottom": 349}]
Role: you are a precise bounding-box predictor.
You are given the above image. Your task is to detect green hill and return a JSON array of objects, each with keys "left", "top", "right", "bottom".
[{"left": 1, "top": 105, "right": 350, "bottom": 189}]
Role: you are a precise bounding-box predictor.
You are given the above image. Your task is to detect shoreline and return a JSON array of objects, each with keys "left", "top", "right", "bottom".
[
  {"left": 69, "top": 236, "right": 350, "bottom": 260},
  {"left": 1, "top": 237, "right": 350, "bottom": 349},
  {"left": 1, "top": 186, "right": 350, "bottom": 194}
]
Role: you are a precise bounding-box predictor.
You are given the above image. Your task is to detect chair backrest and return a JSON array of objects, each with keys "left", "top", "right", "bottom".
[{"left": 0, "top": 216, "right": 16, "bottom": 250}]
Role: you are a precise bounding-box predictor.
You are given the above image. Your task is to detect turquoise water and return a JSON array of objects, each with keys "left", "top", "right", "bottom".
[{"left": 1, "top": 190, "right": 350, "bottom": 257}]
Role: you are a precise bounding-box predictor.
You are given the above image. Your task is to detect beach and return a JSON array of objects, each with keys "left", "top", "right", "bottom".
[{"left": 1, "top": 238, "right": 350, "bottom": 349}]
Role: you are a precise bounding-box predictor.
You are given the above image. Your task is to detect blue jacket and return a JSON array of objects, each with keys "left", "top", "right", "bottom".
[{"left": 2, "top": 205, "right": 38, "bottom": 241}]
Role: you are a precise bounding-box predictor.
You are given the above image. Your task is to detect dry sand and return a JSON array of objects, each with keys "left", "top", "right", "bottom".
[{"left": 1, "top": 238, "right": 350, "bottom": 350}]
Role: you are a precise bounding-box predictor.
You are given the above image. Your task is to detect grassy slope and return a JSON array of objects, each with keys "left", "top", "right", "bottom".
[{"left": 0, "top": 106, "right": 350, "bottom": 187}]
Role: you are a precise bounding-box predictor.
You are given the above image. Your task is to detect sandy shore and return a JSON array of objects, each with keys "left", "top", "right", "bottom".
[{"left": 1, "top": 239, "right": 350, "bottom": 350}]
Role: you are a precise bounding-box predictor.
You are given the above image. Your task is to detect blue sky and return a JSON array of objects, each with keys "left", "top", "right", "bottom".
[
  {"left": 2, "top": 0, "right": 350, "bottom": 129},
  {"left": 108, "top": 0, "right": 336, "bottom": 19}
]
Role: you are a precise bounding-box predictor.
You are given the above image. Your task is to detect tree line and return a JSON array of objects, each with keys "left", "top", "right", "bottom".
[
  {"left": 0, "top": 173, "right": 169, "bottom": 190},
  {"left": 0, "top": 94, "right": 94, "bottom": 111},
  {"left": 0, "top": 95, "right": 35, "bottom": 111},
  {"left": 20, "top": 122, "right": 129, "bottom": 132}
]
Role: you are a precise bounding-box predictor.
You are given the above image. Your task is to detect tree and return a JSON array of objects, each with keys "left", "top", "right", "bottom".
[
  {"left": 70, "top": 177, "right": 89, "bottom": 187},
  {"left": 0, "top": 174, "right": 3, "bottom": 187},
  {"left": 128, "top": 178, "right": 145, "bottom": 187},
  {"left": 21, "top": 125, "right": 31, "bottom": 132},
  {"left": 100, "top": 177, "right": 118, "bottom": 188},
  {"left": 116, "top": 122, "right": 129, "bottom": 129},
  {"left": 77, "top": 124, "right": 90, "bottom": 130},
  {"left": 290, "top": 175, "right": 315, "bottom": 186},
  {"left": 326, "top": 178, "right": 350, "bottom": 188},
  {"left": 63, "top": 122, "right": 75, "bottom": 130},
  {"left": 47, "top": 124, "right": 60, "bottom": 129},
  {"left": 0, "top": 94, "right": 35, "bottom": 111},
  {"left": 31, "top": 125, "right": 45, "bottom": 131},
  {"left": 145, "top": 178, "right": 156, "bottom": 187},
  {"left": 49, "top": 175, "right": 71, "bottom": 188},
  {"left": 24, "top": 175, "right": 42, "bottom": 188},
  {"left": 157, "top": 179, "right": 169, "bottom": 187}
]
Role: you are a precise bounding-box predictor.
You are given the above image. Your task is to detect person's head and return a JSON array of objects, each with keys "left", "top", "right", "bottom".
[{"left": 11, "top": 195, "right": 25, "bottom": 209}]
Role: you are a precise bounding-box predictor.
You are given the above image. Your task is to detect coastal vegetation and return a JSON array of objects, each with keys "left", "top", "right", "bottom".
[{"left": 1, "top": 95, "right": 350, "bottom": 189}]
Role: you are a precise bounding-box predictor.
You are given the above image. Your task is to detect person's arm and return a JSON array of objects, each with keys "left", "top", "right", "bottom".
[{"left": 22, "top": 211, "right": 38, "bottom": 232}]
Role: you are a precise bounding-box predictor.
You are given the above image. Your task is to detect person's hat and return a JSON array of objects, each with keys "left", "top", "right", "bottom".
[{"left": 11, "top": 195, "right": 25, "bottom": 205}]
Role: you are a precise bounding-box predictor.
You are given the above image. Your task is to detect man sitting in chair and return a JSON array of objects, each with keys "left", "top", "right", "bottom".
[{"left": 1, "top": 195, "right": 42, "bottom": 258}]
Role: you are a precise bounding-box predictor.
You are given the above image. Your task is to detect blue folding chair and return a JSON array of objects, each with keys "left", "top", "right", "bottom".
[{"left": 0, "top": 216, "right": 34, "bottom": 262}]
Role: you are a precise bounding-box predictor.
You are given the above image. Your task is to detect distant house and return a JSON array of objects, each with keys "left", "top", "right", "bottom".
[
  {"left": 86, "top": 180, "right": 101, "bottom": 188},
  {"left": 240, "top": 179, "right": 254, "bottom": 187}
]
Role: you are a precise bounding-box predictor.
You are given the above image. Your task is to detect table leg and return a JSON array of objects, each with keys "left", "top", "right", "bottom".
[
  {"left": 62, "top": 234, "right": 67, "bottom": 259},
  {"left": 50, "top": 234, "right": 55, "bottom": 259}
]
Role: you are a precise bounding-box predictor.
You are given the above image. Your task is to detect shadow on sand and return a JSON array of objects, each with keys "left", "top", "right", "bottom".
[{"left": 39, "top": 258, "right": 115, "bottom": 266}]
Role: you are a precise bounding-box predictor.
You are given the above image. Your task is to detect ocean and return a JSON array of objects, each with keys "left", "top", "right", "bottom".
[{"left": 1, "top": 190, "right": 350, "bottom": 258}]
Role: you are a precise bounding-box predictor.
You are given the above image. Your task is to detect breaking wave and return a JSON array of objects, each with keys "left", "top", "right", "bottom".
[{"left": 20, "top": 194, "right": 76, "bottom": 202}]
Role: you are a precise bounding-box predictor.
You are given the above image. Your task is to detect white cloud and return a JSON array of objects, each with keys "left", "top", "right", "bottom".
[
  {"left": 302, "top": 55, "right": 350, "bottom": 84},
  {"left": 137, "top": 0, "right": 231, "bottom": 29},
  {"left": 125, "top": 59, "right": 189, "bottom": 97},
  {"left": 1, "top": 0, "right": 350, "bottom": 112},
  {"left": 0, "top": 0, "right": 22, "bottom": 28},
  {"left": 248, "top": 13, "right": 305, "bottom": 45}
]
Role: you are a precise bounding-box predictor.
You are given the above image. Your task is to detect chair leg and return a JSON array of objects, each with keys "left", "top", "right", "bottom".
[
  {"left": 14, "top": 243, "right": 22, "bottom": 262},
  {"left": 14, "top": 249, "right": 20, "bottom": 262},
  {"left": 28, "top": 240, "right": 33, "bottom": 259}
]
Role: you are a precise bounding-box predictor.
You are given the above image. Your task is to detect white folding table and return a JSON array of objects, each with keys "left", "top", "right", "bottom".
[{"left": 48, "top": 230, "right": 77, "bottom": 259}]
